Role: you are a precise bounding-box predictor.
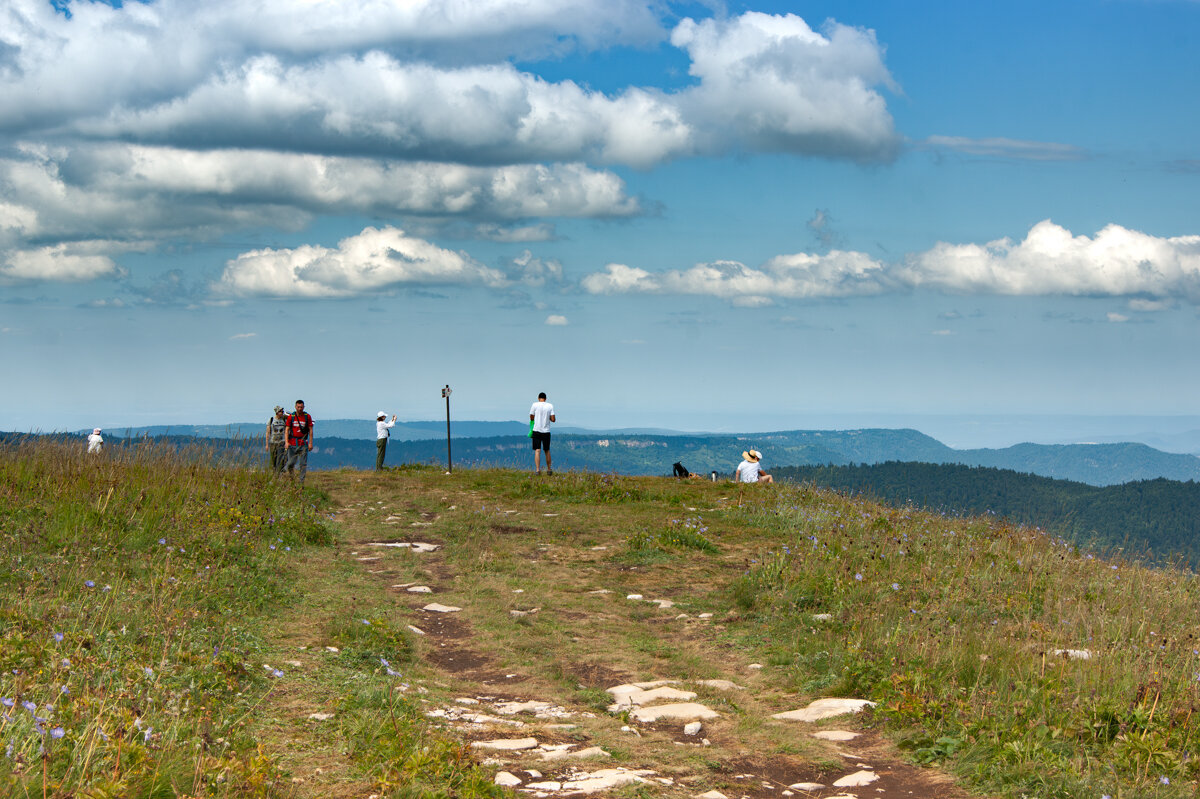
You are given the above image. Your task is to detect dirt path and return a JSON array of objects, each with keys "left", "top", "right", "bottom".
[{"left": 279, "top": 470, "right": 989, "bottom": 799}]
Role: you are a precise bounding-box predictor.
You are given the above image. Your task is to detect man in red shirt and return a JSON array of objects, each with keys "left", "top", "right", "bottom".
[{"left": 285, "top": 399, "right": 314, "bottom": 484}]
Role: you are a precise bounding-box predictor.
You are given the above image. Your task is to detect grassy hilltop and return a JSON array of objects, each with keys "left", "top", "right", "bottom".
[{"left": 3, "top": 439, "right": 1200, "bottom": 798}]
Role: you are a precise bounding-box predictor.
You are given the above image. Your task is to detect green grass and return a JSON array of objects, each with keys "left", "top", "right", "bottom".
[
  {"left": 725, "top": 486, "right": 1200, "bottom": 798},
  {"left": 0, "top": 439, "right": 502, "bottom": 798},
  {"left": 12, "top": 442, "right": 1200, "bottom": 798}
]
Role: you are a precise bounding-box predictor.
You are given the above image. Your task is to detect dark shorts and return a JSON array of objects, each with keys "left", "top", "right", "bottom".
[{"left": 531, "top": 431, "right": 551, "bottom": 451}]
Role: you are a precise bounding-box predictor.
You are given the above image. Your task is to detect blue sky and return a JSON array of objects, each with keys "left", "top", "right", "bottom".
[{"left": 3, "top": 0, "right": 1200, "bottom": 447}]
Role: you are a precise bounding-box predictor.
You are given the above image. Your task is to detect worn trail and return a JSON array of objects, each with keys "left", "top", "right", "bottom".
[{"left": 305, "top": 471, "right": 985, "bottom": 799}]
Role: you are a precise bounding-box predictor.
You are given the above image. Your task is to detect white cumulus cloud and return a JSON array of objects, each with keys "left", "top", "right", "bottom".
[
  {"left": 581, "top": 221, "right": 1200, "bottom": 306},
  {"left": 3, "top": 4, "right": 898, "bottom": 168},
  {"left": 899, "top": 220, "right": 1200, "bottom": 299},
  {"left": 671, "top": 12, "right": 899, "bottom": 161},
  {"left": 1, "top": 243, "right": 121, "bottom": 283},
  {"left": 218, "top": 225, "right": 505, "bottom": 298},
  {"left": 545, "top": 314, "right": 568, "bottom": 326},
  {"left": 582, "top": 252, "right": 890, "bottom": 299}
]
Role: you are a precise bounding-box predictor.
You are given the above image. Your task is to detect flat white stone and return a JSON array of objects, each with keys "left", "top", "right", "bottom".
[
  {"left": 455, "top": 698, "right": 479, "bottom": 704},
  {"left": 651, "top": 599, "right": 675, "bottom": 609},
  {"left": 406, "top": 625, "right": 426, "bottom": 635},
  {"left": 470, "top": 737, "right": 538, "bottom": 751},
  {"left": 608, "top": 685, "right": 698, "bottom": 711},
  {"left": 695, "top": 791, "right": 729, "bottom": 799},
  {"left": 698, "top": 613, "right": 714, "bottom": 619},
  {"left": 626, "top": 594, "right": 644, "bottom": 600},
  {"left": 523, "top": 770, "right": 543, "bottom": 779},
  {"left": 696, "top": 679, "right": 743, "bottom": 691},
  {"left": 494, "top": 772, "right": 522, "bottom": 787},
  {"left": 526, "top": 781, "right": 562, "bottom": 791},
  {"left": 646, "top": 686, "right": 697, "bottom": 702},
  {"left": 747, "top": 663, "right": 763, "bottom": 669},
  {"left": 369, "top": 540, "right": 441, "bottom": 552},
  {"left": 407, "top": 586, "right": 433, "bottom": 593},
  {"left": 308, "top": 712, "right": 334, "bottom": 721},
  {"left": 833, "top": 770, "right": 879, "bottom": 788},
  {"left": 812, "top": 730, "right": 860, "bottom": 741},
  {"left": 787, "top": 783, "right": 824, "bottom": 791},
  {"left": 590, "top": 546, "right": 608, "bottom": 551},
  {"left": 587, "top": 588, "right": 613, "bottom": 593},
  {"left": 811, "top": 613, "right": 833, "bottom": 621},
  {"left": 356, "top": 556, "right": 382, "bottom": 562},
  {"left": 324, "top": 646, "right": 339, "bottom": 653},
  {"left": 410, "top": 521, "right": 433, "bottom": 527},
  {"left": 1053, "top": 648, "right": 1093, "bottom": 660},
  {"left": 512, "top": 589, "right": 524, "bottom": 593},
  {"left": 684, "top": 722, "right": 702, "bottom": 735},
  {"left": 423, "top": 603, "right": 462, "bottom": 613},
  {"left": 495, "top": 700, "right": 552, "bottom": 715},
  {"left": 562, "top": 768, "right": 654, "bottom": 793},
  {"left": 772, "top": 698, "right": 876, "bottom": 723},
  {"left": 630, "top": 703, "right": 719, "bottom": 723},
  {"left": 392, "top": 582, "right": 414, "bottom": 588},
  {"left": 540, "top": 746, "right": 609, "bottom": 761}
]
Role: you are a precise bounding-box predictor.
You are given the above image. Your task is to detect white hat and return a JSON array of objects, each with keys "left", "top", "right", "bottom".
[
  {"left": 742, "top": 449, "right": 761, "bottom": 462},
  {"left": 93, "top": 428, "right": 101, "bottom": 434},
  {"left": 377, "top": 411, "right": 387, "bottom": 419}
]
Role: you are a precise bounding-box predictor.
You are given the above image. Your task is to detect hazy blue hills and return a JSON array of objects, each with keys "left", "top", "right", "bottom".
[
  {"left": 302, "top": 427, "right": 1200, "bottom": 487},
  {"left": 72, "top": 420, "right": 527, "bottom": 441},
  {"left": 36, "top": 424, "right": 1200, "bottom": 486}
]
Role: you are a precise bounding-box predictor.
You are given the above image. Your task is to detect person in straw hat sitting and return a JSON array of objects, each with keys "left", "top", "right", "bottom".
[{"left": 735, "top": 449, "right": 773, "bottom": 484}]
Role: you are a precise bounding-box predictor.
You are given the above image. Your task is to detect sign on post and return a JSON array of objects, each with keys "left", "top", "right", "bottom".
[{"left": 441, "top": 385, "right": 452, "bottom": 473}]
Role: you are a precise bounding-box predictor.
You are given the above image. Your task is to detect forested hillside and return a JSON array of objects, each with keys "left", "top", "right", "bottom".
[{"left": 775, "top": 461, "right": 1200, "bottom": 565}]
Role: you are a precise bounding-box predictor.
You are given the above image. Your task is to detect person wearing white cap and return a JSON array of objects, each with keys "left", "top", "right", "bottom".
[
  {"left": 266, "top": 405, "right": 288, "bottom": 473},
  {"left": 376, "top": 411, "right": 397, "bottom": 470},
  {"left": 735, "top": 449, "right": 772, "bottom": 484},
  {"left": 87, "top": 428, "right": 103, "bottom": 454}
]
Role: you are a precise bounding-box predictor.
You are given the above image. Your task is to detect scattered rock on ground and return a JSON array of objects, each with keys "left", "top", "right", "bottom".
[
  {"left": 629, "top": 703, "right": 720, "bottom": 723},
  {"left": 812, "top": 730, "right": 860, "bottom": 741},
  {"left": 494, "top": 771, "right": 522, "bottom": 786},
  {"left": 696, "top": 679, "right": 743, "bottom": 690},
  {"left": 422, "top": 603, "right": 462, "bottom": 613},
  {"left": 470, "top": 737, "right": 539, "bottom": 751},
  {"left": 833, "top": 770, "right": 879, "bottom": 787},
  {"left": 772, "top": 698, "right": 876, "bottom": 722}
]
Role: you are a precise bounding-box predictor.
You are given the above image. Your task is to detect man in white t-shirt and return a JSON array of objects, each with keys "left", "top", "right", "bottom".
[
  {"left": 529, "top": 392, "right": 556, "bottom": 475},
  {"left": 735, "top": 449, "right": 772, "bottom": 484},
  {"left": 376, "top": 411, "right": 397, "bottom": 470}
]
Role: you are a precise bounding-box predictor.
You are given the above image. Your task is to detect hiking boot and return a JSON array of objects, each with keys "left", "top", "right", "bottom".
[{"left": 547, "top": 469, "right": 553, "bottom": 475}]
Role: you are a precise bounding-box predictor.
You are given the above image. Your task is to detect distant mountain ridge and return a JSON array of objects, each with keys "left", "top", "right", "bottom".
[{"left": 51, "top": 424, "right": 1200, "bottom": 486}]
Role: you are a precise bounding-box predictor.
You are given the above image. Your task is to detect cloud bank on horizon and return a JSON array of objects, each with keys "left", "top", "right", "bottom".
[{"left": 3, "top": 0, "right": 1192, "bottom": 309}]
